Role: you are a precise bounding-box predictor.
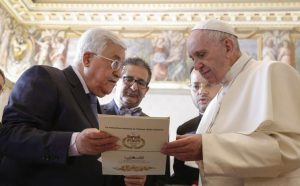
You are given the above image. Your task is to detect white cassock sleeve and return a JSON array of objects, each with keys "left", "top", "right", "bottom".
[{"left": 201, "top": 62, "right": 300, "bottom": 178}]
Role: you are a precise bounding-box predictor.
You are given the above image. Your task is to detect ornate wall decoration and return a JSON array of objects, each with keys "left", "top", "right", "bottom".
[
  {"left": 0, "top": 1, "right": 300, "bottom": 84},
  {"left": 263, "top": 31, "right": 295, "bottom": 67},
  {"left": 151, "top": 31, "right": 188, "bottom": 81},
  {"left": 6, "top": 25, "right": 34, "bottom": 82}
]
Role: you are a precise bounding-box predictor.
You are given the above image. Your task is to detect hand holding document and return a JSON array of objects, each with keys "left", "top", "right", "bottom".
[{"left": 98, "top": 114, "right": 170, "bottom": 175}]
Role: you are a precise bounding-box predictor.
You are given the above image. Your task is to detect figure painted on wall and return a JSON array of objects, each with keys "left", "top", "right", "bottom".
[
  {"left": 34, "top": 31, "right": 52, "bottom": 66},
  {"left": 49, "top": 31, "right": 68, "bottom": 69},
  {"left": 262, "top": 37, "right": 276, "bottom": 62},
  {"left": 151, "top": 31, "right": 188, "bottom": 81},
  {"left": 263, "top": 31, "right": 295, "bottom": 68},
  {"left": 0, "top": 17, "right": 14, "bottom": 67},
  {"left": 152, "top": 32, "right": 170, "bottom": 81},
  {"left": 6, "top": 26, "right": 33, "bottom": 83},
  {"left": 0, "top": 9, "right": 6, "bottom": 41},
  {"left": 278, "top": 39, "right": 295, "bottom": 67},
  {"left": 11, "top": 29, "right": 29, "bottom": 62},
  {"left": 164, "top": 31, "right": 187, "bottom": 81}
]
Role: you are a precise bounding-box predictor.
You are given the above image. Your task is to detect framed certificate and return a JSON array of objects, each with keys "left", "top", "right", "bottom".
[{"left": 99, "top": 114, "right": 170, "bottom": 175}]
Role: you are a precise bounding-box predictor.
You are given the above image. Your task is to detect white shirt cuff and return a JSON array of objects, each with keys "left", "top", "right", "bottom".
[{"left": 68, "top": 132, "right": 81, "bottom": 156}]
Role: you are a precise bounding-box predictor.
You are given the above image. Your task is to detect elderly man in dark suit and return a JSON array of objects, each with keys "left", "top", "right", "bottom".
[
  {"left": 0, "top": 28, "right": 126, "bottom": 186},
  {"left": 102, "top": 57, "right": 169, "bottom": 186}
]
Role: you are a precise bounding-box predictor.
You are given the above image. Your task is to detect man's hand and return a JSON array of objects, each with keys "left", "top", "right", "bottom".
[
  {"left": 75, "top": 128, "right": 119, "bottom": 155},
  {"left": 161, "top": 134, "right": 203, "bottom": 161},
  {"left": 124, "top": 175, "right": 146, "bottom": 186}
]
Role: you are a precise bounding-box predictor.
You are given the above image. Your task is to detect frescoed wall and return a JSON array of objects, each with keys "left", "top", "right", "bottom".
[{"left": 0, "top": 1, "right": 300, "bottom": 85}]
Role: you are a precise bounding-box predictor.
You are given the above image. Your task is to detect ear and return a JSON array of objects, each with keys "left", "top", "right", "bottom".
[
  {"left": 223, "top": 38, "right": 235, "bottom": 56},
  {"left": 82, "top": 52, "right": 92, "bottom": 67}
]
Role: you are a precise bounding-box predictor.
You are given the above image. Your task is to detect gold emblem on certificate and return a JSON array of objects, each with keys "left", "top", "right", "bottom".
[{"left": 122, "top": 133, "right": 145, "bottom": 149}]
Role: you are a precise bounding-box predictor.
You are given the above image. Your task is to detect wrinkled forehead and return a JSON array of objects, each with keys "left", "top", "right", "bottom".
[
  {"left": 187, "top": 31, "right": 210, "bottom": 50},
  {"left": 188, "top": 30, "right": 206, "bottom": 41},
  {"left": 102, "top": 42, "right": 126, "bottom": 60},
  {"left": 187, "top": 31, "right": 199, "bottom": 45}
]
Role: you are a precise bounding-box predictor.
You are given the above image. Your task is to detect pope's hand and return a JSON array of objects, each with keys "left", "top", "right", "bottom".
[
  {"left": 161, "top": 134, "right": 203, "bottom": 161},
  {"left": 76, "top": 128, "right": 119, "bottom": 155}
]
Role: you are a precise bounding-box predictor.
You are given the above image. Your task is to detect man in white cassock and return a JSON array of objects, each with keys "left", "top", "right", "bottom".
[{"left": 161, "top": 19, "right": 300, "bottom": 186}]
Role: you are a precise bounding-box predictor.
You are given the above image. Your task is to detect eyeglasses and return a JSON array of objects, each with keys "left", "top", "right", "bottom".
[
  {"left": 93, "top": 54, "right": 123, "bottom": 71},
  {"left": 122, "top": 76, "right": 148, "bottom": 89}
]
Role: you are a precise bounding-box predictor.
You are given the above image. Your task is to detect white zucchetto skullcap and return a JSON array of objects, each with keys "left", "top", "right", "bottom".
[{"left": 192, "top": 19, "right": 237, "bottom": 37}]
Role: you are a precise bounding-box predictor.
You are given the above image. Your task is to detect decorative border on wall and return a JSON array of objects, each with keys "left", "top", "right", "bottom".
[
  {"left": 0, "top": 0, "right": 300, "bottom": 31},
  {"left": 0, "top": 1, "right": 299, "bottom": 86}
]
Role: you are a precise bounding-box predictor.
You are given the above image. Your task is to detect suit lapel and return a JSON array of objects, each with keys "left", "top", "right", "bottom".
[
  {"left": 63, "top": 66, "right": 99, "bottom": 128},
  {"left": 101, "top": 100, "right": 118, "bottom": 115}
]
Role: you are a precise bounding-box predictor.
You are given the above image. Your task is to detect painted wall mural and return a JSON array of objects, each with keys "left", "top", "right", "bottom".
[
  {"left": 0, "top": 5, "right": 299, "bottom": 85},
  {"left": 263, "top": 31, "right": 295, "bottom": 67},
  {"left": 0, "top": 9, "right": 69, "bottom": 82}
]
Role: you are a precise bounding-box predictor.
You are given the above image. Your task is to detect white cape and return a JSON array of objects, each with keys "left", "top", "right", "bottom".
[{"left": 196, "top": 53, "right": 300, "bottom": 186}]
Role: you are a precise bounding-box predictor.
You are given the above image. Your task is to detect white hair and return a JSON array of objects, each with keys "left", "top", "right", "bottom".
[
  {"left": 203, "top": 30, "right": 240, "bottom": 52},
  {"left": 72, "top": 28, "right": 126, "bottom": 65}
]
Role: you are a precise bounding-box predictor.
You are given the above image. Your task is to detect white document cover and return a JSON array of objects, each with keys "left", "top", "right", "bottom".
[{"left": 99, "top": 114, "right": 169, "bottom": 175}]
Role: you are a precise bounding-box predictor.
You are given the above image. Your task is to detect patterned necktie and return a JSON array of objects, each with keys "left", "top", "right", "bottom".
[
  {"left": 119, "top": 107, "right": 142, "bottom": 116},
  {"left": 88, "top": 93, "right": 98, "bottom": 120}
]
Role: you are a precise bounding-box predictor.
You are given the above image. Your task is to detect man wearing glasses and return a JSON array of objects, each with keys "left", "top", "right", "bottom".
[
  {"left": 169, "top": 67, "right": 220, "bottom": 185},
  {"left": 102, "top": 57, "right": 150, "bottom": 117},
  {"left": 102, "top": 57, "right": 169, "bottom": 185},
  {"left": 0, "top": 28, "right": 126, "bottom": 185}
]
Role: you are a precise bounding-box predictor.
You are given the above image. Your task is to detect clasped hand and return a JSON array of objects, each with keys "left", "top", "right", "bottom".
[
  {"left": 161, "top": 134, "right": 203, "bottom": 161},
  {"left": 75, "top": 128, "right": 120, "bottom": 155}
]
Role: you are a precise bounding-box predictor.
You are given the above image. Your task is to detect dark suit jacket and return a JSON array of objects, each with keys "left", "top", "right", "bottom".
[
  {"left": 0, "top": 66, "right": 104, "bottom": 186},
  {"left": 101, "top": 100, "right": 169, "bottom": 186},
  {"left": 170, "top": 115, "right": 202, "bottom": 185}
]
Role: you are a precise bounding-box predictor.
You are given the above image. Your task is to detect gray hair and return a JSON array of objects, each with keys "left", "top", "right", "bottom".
[
  {"left": 203, "top": 30, "right": 240, "bottom": 52},
  {"left": 72, "top": 28, "right": 126, "bottom": 65}
]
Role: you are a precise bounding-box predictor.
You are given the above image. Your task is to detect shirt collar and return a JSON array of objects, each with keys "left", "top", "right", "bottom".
[
  {"left": 113, "top": 97, "right": 140, "bottom": 111},
  {"left": 221, "top": 53, "right": 251, "bottom": 86},
  {"left": 114, "top": 97, "right": 123, "bottom": 110},
  {"left": 71, "top": 66, "right": 90, "bottom": 94}
]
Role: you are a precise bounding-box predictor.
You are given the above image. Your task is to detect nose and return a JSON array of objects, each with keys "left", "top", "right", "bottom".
[
  {"left": 198, "top": 84, "right": 208, "bottom": 95},
  {"left": 130, "top": 81, "right": 138, "bottom": 91},
  {"left": 194, "top": 60, "right": 204, "bottom": 71}
]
